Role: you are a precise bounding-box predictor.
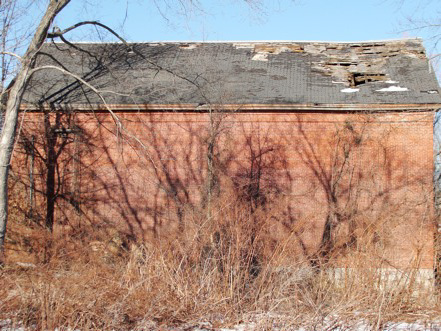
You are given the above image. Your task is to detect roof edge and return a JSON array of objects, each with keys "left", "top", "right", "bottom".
[
  {"left": 47, "top": 38, "right": 423, "bottom": 45},
  {"left": 20, "top": 103, "right": 441, "bottom": 112}
]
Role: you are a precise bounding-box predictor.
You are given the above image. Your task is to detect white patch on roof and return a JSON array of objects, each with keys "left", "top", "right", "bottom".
[
  {"left": 376, "top": 86, "right": 409, "bottom": 92},
  {"left": 233, "top": 43, "right": 255, "bottom": 49},
  {"left": 304, "top": 44, "right": 326, "bottom": 54},
  {"left": 273, "top": 46, "right": 291, "bottom": 54},
  {"left": 341, "top": 88, "right": 360, "bottom": 93},
  {"left": 179, "top": 44, "right": 199, "bottom": 49},
  {"left": 385, "top": 80, "right": 399, "bottom": 84},
  {"left": 252, "top": 53, "right": 268, "bottom": 61},
  {"left": 405, "top": 53, "right": 420, "bottom": 59}
]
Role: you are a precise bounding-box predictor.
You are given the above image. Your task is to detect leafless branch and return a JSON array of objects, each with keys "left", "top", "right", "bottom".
[
  {"left": 28, "top": 64, "right": 164, "bottom": 175},
  {"left": 0, "top": 51, "right": 22, "bottom": 60},
  {"left": 29, "top": 65, "right": 121, "bottom": 126},
  {"left": 47, "top": 21, "right": 129, "bottom": 46}
]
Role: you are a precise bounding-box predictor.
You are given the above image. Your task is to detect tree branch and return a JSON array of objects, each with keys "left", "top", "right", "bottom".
[
  {"left": 47, "top": 20, "right": 211, "bottom": 103},
  {"left": 47, "top": 21, "right": 131, "bottom": 48},
  {"left": 0, "top": 51, "right": 22, "bottom": 61},
  {"left": 28, "top": 64, "right": 164, "bottom": 175},
  {"left": 29, "top": 65, "right": 122, "bottom": 127}
]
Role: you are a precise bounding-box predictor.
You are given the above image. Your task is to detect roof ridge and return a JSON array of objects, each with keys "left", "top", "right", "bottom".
[{"left": 46, "top": 38, "right": 423, "bottom": 45}]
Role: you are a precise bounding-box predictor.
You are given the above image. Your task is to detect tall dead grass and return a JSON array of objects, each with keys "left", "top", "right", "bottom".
[{"left": 1, "top": 195, "right": 440, "bottom": 330}]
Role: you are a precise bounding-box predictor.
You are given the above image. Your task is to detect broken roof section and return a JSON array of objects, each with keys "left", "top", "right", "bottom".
[{"left": 23, "top": 38, "right": 441, "bottom": 108}]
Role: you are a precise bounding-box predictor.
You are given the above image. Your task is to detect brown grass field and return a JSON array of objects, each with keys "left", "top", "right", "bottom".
[{"left": 2, "top": 186, "right": 441, "bottom": 331}]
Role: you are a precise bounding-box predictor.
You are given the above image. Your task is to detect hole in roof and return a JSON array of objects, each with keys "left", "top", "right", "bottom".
[
  {"left": 327, "top": 62, "right": 354, "bottom": 67},
  {"left": 350, "top": 73, "right": 387, "bottom": 87}
]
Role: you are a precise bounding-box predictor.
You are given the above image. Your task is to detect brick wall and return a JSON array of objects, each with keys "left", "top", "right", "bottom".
[{"left": 13, "top": 110, "right": 435, "bottom": 269}]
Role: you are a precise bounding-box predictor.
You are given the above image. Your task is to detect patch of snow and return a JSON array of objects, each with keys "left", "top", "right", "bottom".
[
  {"left": 234, "top": 43, "right": 255, "bottom": 49},
  {"left": 15, "top": 262, "right": 36, "bottom": 268},
  {"left": 425, "top": 90, "right": 439, "bottom": 94},
  {"left": 179, "top": 44, "right": 199, "bottom": 50},
  {"left": 332, "top": 81, "right": 346, "bottom": 84},
  {"left": 384, "top": 322, "right": 431, "bottom": 330},
  {"left": 385, "top": 80, "right": 399, "bottom": 84},
  {"left": 376, "top": 86, "right": 409, "bottom": 92},
  {"left": 0, "top": 320, "right": 27, "bottom": 331},
  {"left": 220, "top": 324, "right": 253, "bottom": 331},
  {"left": 405, "top": 53, "right": 420, "bottom": 59},
  {"left": 341, "top": 88, "right": 360, "bottom": 93},
  {"left": 252, "top": 53, "right": 269, "bottom": 61}
]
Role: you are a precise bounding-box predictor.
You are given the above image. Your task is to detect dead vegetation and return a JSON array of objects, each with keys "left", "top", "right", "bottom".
[
  {"left": 1, "top": 188, "right": 440, "bottom": 330},
  {"left": 1, "top": 110, "right": 437, "bottom": 329}
]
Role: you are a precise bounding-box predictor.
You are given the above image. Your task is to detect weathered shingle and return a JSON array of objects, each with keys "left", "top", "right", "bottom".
[{"left": 23, "top": 39, "right": 441, "bottom": 107}]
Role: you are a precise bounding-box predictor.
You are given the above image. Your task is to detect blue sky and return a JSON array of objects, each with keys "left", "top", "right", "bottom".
[
  {"left": 46, "top": 0, "right": 440, "bottom": 76},
  {"left": 49, "top": 0, "right": 441, "bottom": 71},
  {"left": 52, "top": 0, "right": 438, "bottom": 44}
]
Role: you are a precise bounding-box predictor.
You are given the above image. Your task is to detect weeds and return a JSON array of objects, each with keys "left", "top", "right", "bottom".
[{"left": 1, "top": 195, "right": 439, "bottom": 330}]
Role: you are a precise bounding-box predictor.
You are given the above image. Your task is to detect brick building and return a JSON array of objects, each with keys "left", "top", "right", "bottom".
[{"left": 17, "top": 39, "right": 441, "bottom": 277}]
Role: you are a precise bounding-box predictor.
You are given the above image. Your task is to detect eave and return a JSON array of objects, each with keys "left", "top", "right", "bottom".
[{"left": 19, "top": 103, "right": 441, "bottom": 113}]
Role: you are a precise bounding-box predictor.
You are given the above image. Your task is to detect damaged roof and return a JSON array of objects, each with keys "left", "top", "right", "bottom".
[{"left": 23, "top": 38, "right": 441, "bottom": 108}]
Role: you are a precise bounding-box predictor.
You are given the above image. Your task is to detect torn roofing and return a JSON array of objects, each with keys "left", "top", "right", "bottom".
[{"left": 22, "top": 39, "right": 441, "bottom": 107}]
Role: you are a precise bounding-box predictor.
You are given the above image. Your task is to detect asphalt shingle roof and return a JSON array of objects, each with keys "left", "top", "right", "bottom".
[{"left": 23, "top": 39, "right": 441, "bottom": 107}]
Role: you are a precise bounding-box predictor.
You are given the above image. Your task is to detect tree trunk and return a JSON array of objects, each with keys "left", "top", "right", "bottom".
[
  {"left": 44, "top": 113, "right": 57, "bottom": 231},
  {"left": 0, "top": 0, "right": 71, "bottom": 257}
]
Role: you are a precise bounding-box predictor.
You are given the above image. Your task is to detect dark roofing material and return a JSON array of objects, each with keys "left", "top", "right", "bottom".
[{"left": 23, "top": 39, "right": 441, "bottom": 107}]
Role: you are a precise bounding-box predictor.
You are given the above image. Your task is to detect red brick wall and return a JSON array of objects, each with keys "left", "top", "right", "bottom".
[{"left": 12, "top": 110, "right": 435, "bottom": 269}]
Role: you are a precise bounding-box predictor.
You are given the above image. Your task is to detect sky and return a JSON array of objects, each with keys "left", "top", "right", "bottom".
[
  {"left": 47, "top": 0, "right": 441, "bottom": 71},
  {"left": 51, "top": 0, "right": 439, "bottom": 45}
]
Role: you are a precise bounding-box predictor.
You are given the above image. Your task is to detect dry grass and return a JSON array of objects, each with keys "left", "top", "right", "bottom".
[{"left": 1, "top": 196, "right": 440, "bottom": 330}]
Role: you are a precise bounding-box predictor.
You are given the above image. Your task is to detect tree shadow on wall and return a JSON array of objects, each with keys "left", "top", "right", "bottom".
[
  {"left": 230, "top": 120, "right": 292, "bottom": 211},
  {"left": 14, "top": 109, "right": 88, "bottom": 231},
  {"left": 290, "top": 114, "right": 432, "bottom": 267},
  {"left": 16, "top": 40, "right": 231, "bottom": 242}
]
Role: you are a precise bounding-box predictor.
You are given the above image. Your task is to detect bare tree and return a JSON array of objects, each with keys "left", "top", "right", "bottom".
[
  {"left": 394, "top": 1, "right": 441, "bottom": 75},
  {"left": 0, "top": 0, "right": 266, "bottom": 257},
  {"left": 0, "top": 0, "right": 34, "bottom": 110},
  {"left": 0, "top": 0, "right": 71, "bottom": 258}
]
